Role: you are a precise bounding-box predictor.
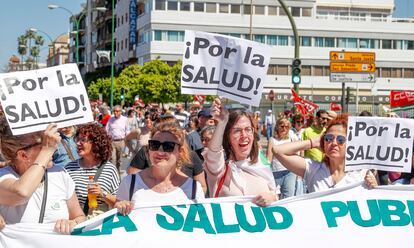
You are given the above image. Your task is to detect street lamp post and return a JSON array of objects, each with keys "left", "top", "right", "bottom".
[
  {"left": 29, "top": 28, "right": 55, "bottom": 66},
  {"left": 110, "top": 0, "right": 115, "bottom": 110}
]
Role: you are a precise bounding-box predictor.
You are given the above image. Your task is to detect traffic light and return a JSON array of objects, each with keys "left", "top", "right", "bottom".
[
  {"left": 120, "top": 87, "right": 125, "bottom": 100},
  {"left": 292, "top": 59, "right": 301, "bottom": 84}
]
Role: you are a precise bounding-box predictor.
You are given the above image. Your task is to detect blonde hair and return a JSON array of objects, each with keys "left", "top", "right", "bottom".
[
  {"left": 151, "top": 122, "right": 191, "bottom": 168},
  {"left": 274, "top": 118, "right": 291, "bottom": 140}
]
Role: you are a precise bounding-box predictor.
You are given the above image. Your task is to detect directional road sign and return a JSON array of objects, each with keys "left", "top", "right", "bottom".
[
  {"left": 330, "top": 62, "right": 376, "bottom": 73},
  {"left": 330, "top": 73, "right": 376, "bottom": 83},
  {"left": 330, "top": 51, "right": 375, "bottom": 62}
]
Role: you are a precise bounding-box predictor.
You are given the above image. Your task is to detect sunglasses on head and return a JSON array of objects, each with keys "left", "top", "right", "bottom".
[
  {"left": 324, "top": 134, "right": 346, "bottom": 145},
  {"left": 148, "top": 140, "right": 178, "bottom": 152}
]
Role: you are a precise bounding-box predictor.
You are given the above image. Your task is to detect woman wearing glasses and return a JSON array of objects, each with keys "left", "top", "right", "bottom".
[
  {"left": 266, "top": 118, "right": 297, "bottom": 199},
  {"left": 65, "top": 123, "right": 120, "bottom": 217},
  {"left": 203, "top": 98, "right": 279, "bottom": 207},
  {"left": 0, "top": 121, "right": 85, "bottom": 234},
  {"left": 115, "top": 122, "right": 204, "bottom": 215},
  {"left": 272, "top": 114, "right": 377, "bottom": 192}
]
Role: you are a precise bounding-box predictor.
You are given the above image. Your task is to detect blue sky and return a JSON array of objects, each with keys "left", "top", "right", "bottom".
[{"left": 0, "top": 0, "right": 413, "bottom": 72}]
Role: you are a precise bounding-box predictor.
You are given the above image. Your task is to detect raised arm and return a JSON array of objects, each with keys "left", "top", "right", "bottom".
[
  {"left": 0, "top": 124, "right": 60, "bottom": 206},
  {"left": 207, "top": 98, "right": 228, "bottom": 152},
  {"left": 272, "top": 136, "right": 320, "bottom": 178}
]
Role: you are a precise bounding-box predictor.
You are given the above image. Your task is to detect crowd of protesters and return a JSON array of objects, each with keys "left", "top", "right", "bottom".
[{"left": 0, "top": 98, "right": 413, "bottom": 234}]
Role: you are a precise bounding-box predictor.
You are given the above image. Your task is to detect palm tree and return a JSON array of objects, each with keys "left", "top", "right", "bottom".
[
  {"left": 16, "top": 30, "right": 44, "bottom": 70},
  {"left": 17, "top": 35, "right": 27, "bottom": 62}
]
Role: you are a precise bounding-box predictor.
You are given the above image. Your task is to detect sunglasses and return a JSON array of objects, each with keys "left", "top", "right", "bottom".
[
  {"left": 148, "top": 140, "right": 178, "bottom": 152},
  {"left": 324, "top": 134, "right": 346, "bottom": 145}
]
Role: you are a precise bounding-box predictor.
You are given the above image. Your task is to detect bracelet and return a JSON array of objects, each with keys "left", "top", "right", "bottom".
[
  {"left": 309, "top": 139, "right": 313, "bottom": 149},
  {"left": 33, "top": 162, "right": 47, "bottom": 171}
]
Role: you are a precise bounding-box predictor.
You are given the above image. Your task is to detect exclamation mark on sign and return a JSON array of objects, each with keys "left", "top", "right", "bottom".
[
  {"left": 253, "top": 78, "right": 261, "bottom": 95},
  {"left": 80, "top": 95, "right": 87, "bottom": 111}
]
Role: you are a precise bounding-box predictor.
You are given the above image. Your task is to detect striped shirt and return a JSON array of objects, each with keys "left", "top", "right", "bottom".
[
  {"left": 173, "top": 111, "right": 189, "bottom": 128},
  {"left": 65, "top": 160, "right": 120, "bottom": 210}
]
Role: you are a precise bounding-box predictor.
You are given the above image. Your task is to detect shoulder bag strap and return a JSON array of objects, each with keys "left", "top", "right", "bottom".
[
  {"left": 214, "top": 162, "right": 229, "bottom": 198},
  {"left": 38, "top": 171, "right": 48, "bottom": 223},
  {"left": 191, "top": 178, "right": 197, "bottom": 200},
  {"left": 129, "top": 174, "right": 136, "bottom": 201},
  {"left": 61, "top": 138, "right": 76, "bottom": 161},
  {"left": 83, "top": 162, "right": 106, "bottom": 215}
]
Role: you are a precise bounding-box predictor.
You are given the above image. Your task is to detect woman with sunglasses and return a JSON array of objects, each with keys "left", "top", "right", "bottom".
[
  {"left": 266, "top": 118, "right": 297, "bottom": 199},
  {"left": 203, "top": 98, "right": 279, "bottom": 207},
  {"left": 65, "top": 123, "right": 120, "bottom": 218},
  {"left": 115, "top": 122, "right": 205, "bottom": 215},
  {"left": 272, "top": 114, "right": 377, "bottom": 193},
  {"left": 0, "top": 120, "right": 85, "bottom": 234}
]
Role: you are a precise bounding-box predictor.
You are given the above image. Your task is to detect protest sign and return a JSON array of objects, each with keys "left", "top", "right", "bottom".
[
  {"left": 346, "top": 116, "right": 414, "bottom": 172},
  {"left": 2, "top": 184, "right": 414, "bottom": 248},
  {"left": 0, "top": 64, "right": 93, "bottom": 135},
  {"left": 390, "top": 90, "right": 414, "bottom": 109},
  {"left": 181, "top": 30, "right": 271, "bottom": 106}
]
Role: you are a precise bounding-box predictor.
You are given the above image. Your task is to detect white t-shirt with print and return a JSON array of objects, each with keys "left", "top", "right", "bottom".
[{"left": 0, "top": 166, "right": 75, "bottom": 224}]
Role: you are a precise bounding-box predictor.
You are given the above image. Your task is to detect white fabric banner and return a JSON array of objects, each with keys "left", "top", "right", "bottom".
[
  {"left": 0, "top": 64, "right": 93, "bottom": 135},
  {"left": 181, "top": 30, "right": 271, "bottom": 107},
  {"left": 2, "top": 184, "right": 414, "bottom": 248},
  {"left": 346, "top": 117, "right": 414, "bottom": 172}
]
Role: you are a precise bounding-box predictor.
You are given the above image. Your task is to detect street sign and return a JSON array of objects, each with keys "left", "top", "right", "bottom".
[
  {"left": 330, "top": 62, "right": 375, "bottom": 73},
  {"left": 330, "top": 73, "right": 376, "bottom": 83},
  {"left": 330, "top": 51, "right": 375, "bottom": 62}
]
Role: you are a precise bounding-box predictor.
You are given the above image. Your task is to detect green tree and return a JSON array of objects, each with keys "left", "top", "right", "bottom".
[
  {"left": 16, "top": 30, "right": 44, "bottom": 69},
  {"left": 87, "top": 77, "right": 111, "bottom": 102}
]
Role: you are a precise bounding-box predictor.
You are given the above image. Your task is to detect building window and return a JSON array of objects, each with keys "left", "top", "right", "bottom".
[
  {"left": 404, "top": 68, "right": 414, "bottom": 78},
  {"left": 359, "top": 39, "right": 379, "bottom": 49},
  {"left": 325, "top": 38, "right": 335, "bottom": 47},
  {"left": 267, "top": 35, "right": 277, "bottom": 45},
  {"left": 381, "top": 68, "right": 391, "bottom": 77},
  {"left": 243, "top": 5, "right": 251, "bottom": 14},
  {"left": 255, "top": 5, "right": 265, "bottom": 15},
  {"left": 279, "top": 7, "right": 287, "bottom": 15},
  {"left": 291, "top": 7, "right": 300, "bottom": 17},
  {"left": 219, "top": 4, "right": 229, "bottom": 13},
  {"left": 301, "top": 36, "right": 311, "bottom": 46},
  {"left": 393, "top": 40, "right": 403, "bottom": 50},
  {"left": 302, "top": 8, "right": 312, "bottom": 17},
  {"left": 391, "top": 68, "right": 402, "bottom": 77},
  {"left": 167, "top": 1, "right": 178, "bottom": 10},
  {"left": 254, "top": 35, "right": 265, "bottom": 43},
  {"left": 206, "top": 3, "right": 216, "bottom": 13},
  {"left": 121, "top": 41, "right": 123, "bottom": 50},
  {"left": 314, "top": 37, "right": 324, "bottom": 47},
  {"left": 194, "top": 2, "right": 204, "bottom": 12},
  {"left": 338, "top": 38, "right": 357, "bottom": 48},
  {"left": 180, "top": 2, "right": 190, "bottom": 11},
  {"left": 230, "top": 4, "right": 240, "bottom": 13},
  {"left": 267, "top": 65, "right": 277, "bottom": 74},
  {"left": 407, "top": 41, "right": 414, "bottom": 50},
  {"left": 268, "top": 6, "right": 277, "bottom": 15},
  {"left": 126, "top": 13, "right": 128, "bottom": 21},
  {"left": 278, "top": 65, "right": 289, "bottom": 75},
  {"left": 155, "top": 0, "right": 165, "bottom": 10},
  {"left": 278, "top": 36, "right": 288, "bottom": 46},
  {"left": 301, "top": 65, "right": 311, "bottom": 75},
  {"left": 382, "top": 40, "right": 392, "bottom": 49},
  {"left": 154, "top": 30, "right": 162, "bottom": 41}
]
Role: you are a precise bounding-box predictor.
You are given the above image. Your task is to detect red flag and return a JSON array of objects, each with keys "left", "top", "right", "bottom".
[
  {"left": 330, "top": 102, "right": 342, "bottom": 112},
  {"left": 390, "top": 90, "right": 414, "bottom": 108},
  {"left": 194, "top": 95, "right": 206, "bottom": 104},
  {"left": 291, "top": 89, "right": 319, "bottom": 116},
  {"left": 134, "top": 99, "right": 145, "bottom": 108}
]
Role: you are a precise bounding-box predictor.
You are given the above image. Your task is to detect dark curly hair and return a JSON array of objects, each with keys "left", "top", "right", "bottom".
[{"left": 76, "top": 123, "right": 112, "bottom": 162}]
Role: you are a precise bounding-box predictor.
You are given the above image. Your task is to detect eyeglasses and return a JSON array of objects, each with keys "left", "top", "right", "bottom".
[
  {"left": 75, "top": 136, "right": 91, "bottom": 143},
  {"left": 324, "top": 134, "right": 346, "bottom": 145},
  {"left": 278, "top": 125, "right": 289, "bottom": 129},
  {"left": 231, "top": 127, "right": 254, "bottom": 137},
  {"left": 148, "top": 140, "right": 178, "bottom": 152},
  {"left": 19, "top": 142, "right": 41, "bottom": 152}
]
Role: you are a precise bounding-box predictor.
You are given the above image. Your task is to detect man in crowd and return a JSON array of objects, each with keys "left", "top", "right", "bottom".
[
  {"left": 197, "top": 109, "right": 215, "bottom": 133},
  {"left": 302, "top": 109, "right": 329, "bottom": 162},
  {"left": 173, "top": 103, "right": 190, "bottom": 128},
  {"left": 106, "top": 105, "right": 130, "bottom": 172},
  {"left": 52, "top": 126, "right": 79, "bottom": 168}
]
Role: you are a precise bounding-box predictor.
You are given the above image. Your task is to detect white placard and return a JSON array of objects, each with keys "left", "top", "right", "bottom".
[
  {"left": 346, "top": 116, "right": 414, "bottom": 172},
  {"left": 0, "top": 64, "right": 93, "bottom": 135},
  {"left": 181, "top": 30, "right": 271, "bottom": 107}
]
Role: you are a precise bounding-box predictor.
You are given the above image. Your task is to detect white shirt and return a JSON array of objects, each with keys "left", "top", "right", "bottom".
[
  {"left": 117, "top": 173, "right": 204, "bottom": 204},
  {"left": 106, "top": 115, "right": 130, "bottom": 140},
  {"left": 304, "top": 159, "right": 367, "bottom": 193},
  {"left": 0, "top": 166, "right": 75, "bottom": 224}
]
